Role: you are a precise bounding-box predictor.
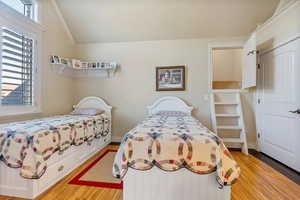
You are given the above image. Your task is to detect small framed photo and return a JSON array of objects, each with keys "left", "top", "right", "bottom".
[
  {"left": 88, "top": 62, "right": 97, "bottom": 68},
  {"left": 50, "top": 55, "right": 61, "bottom": 64},
  {"left": 72, "top": 59, "right": 82, "bottom": 69},
  {"left": 60, "top": 58, "right": 69, "bottom": 65},
  {"left": 81, "top": 62, "right": 88, "bottom": 68},
  {"left": 156, "top": 66, "right": 185, "bottom": 91}
]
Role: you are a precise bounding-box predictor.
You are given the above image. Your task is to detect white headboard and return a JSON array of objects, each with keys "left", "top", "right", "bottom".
[
  {"left": 73, "top": 96, "right": 112, "bottom": 118},
  {"left": 147, "top": 96, "right": 193, "bottom": 116}
]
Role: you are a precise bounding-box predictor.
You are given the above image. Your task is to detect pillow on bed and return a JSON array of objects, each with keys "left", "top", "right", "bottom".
[
  {"left": 156, "top": 111, "right": 187, "bottom": 116},
  {"left": 71, "top": 108, "right": 105, "bottom": 116}
]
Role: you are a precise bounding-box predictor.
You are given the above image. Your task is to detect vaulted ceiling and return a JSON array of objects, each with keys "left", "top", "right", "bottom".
[{"left": 56, "top": 0, "right": 280, "bottom": 43}]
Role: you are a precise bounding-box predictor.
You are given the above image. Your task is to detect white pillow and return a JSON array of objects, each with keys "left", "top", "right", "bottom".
[{"left": 71, "top": 108, "right": 105, "bottom": 116}]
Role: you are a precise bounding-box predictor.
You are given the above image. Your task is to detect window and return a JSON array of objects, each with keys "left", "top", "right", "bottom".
[
  {"left": 1, "top": 28, "right": 34, "bottom": 106},
  {"left": 0, "top": 0, "right": 41, "bottom": 116},
  {"left": 0, "top": 0, "right": 34, "bottom": 19}
]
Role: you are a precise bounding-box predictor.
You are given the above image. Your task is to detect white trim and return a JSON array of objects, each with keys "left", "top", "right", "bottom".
[
  {"left": 273, "top": 0, "right": 298, "bottom": 17},
  {"left": 0, "top": 1, "right": 43, "bottom": 33},
  {"left": 257, "top": 0, "right": 299, "bottom": 32},
  {"left": 211, "top": 89, "right": 248, "bottom": 93},
  {"left": 147, "top": 96, "right": 193, "bottom": 116},
  {"left": 0, "top": 2, "right": 43, "bottom": 117},
  {"left": 248, "top": 142, "right": 257, "bottom": 150},
  {"left": 207, "top": 40, "right": 246, "bottom": 133},
  {"left": 207, "top": 40, "right": 245, "bottom": 91},
  {"left": 259, "top": 33, "right": 300, "bottom": 55},
  {"left": 51, "top": 0, "right": 75, "bottom": 44},
  {"left": 256, "top": 0, "right": 300, "bottom": 45},
  {"left": 255, "top": 32, "right": 300, "bottom": 152},
  {"left": 0, "top": 106, "right": 41, "bottom": 117}
]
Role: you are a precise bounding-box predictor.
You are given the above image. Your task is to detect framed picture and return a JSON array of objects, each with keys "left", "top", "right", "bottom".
[
  {"left": 72, "top": 59, "right": 82, "bottom": 68},
  {"left": 88, "top": 62, "right": 97, "bottom": 68},
  {"left": 50, "top": 55, "right": 61, "bottom": 64},
  {"left": 60, "top": 58, "right": 69, "bottom": 65},
  {"left": 81, "top": 62, "right": 89, "bottom": 68},
  {"left": 156, "top": 66, "right": 185, "bottom": 91}
]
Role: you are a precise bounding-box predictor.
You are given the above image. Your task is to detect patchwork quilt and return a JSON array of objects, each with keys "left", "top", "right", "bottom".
[
  {"left": 113, "top": 114, "right": 240, "bottom": 187},
  {"left": 0, "top": 114, "right": 110, "bottom": 179}
]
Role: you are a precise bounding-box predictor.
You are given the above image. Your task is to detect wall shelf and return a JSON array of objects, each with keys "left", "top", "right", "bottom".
[{"left": 50, "top": 57, "right": 118, "bottom": 78}]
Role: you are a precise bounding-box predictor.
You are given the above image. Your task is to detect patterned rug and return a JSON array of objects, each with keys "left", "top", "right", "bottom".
[{"left": 68, "top": 149, "right": 123, "bottom": 189}]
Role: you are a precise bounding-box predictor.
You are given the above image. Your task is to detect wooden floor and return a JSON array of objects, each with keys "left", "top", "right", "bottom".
[{"left": 0, "top": 145, "right": 299, "bottom": 200}]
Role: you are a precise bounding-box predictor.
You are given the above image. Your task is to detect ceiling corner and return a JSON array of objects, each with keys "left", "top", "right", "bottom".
[{"left": 50, "top": 0, "right": 76, "bottom": 45}]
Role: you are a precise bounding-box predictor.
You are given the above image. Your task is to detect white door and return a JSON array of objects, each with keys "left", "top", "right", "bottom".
[
  {"left": 242, "top": 32, "right": 257, "bottom": 89},
  {"left": 258, "top": 38, "right": 300, "bottom": 172}
]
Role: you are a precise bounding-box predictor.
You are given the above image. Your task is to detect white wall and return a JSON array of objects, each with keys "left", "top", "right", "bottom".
[
  {"left": 213, "top": 49, "right": 242, "bottom": 82},
  {"left": 74, "top": 39, "right": 257, "bottom": 146},
  {"left": 0, "top": 0, "right": 76, "bottom": 123}
]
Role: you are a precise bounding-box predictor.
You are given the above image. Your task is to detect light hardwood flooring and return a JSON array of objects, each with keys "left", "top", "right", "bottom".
[{"left": 0, "top": 145, "right": 299, "bottom": 200}]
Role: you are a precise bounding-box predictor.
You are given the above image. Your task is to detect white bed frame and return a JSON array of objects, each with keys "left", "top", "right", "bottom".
[
  {"left": 123, "top": 96, "right": 231, "bottom": 200},
  {"left": 0, "top": 96, "right": 112, "bottom": 199}
]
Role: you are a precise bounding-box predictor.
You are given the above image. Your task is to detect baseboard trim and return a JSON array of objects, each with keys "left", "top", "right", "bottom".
[{"left": 111, "top": 135, "right": 122, "bottom": 143}]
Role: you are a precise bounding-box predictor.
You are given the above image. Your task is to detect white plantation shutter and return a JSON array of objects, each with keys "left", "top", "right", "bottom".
[
  {"left": 1, "top": 28, "right": 34, "bottom": 106},
  {"left": 0, "top": 0, "right": 41, "bottom": 115}
]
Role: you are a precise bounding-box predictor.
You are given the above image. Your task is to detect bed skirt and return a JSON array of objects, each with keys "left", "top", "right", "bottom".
[{"left": 123, "top": 167, "right": 231, "bottom": 200}]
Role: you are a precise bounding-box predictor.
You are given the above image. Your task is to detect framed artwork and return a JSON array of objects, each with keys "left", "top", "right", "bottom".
[
  {"left": 156, "top": 66, "right": 185, "bottom": 91},
  {"left": 72, "top": 59, "right": 82, "bottom": 68},
  {"left": 50, "top": 55, "right": 61, "bottom": 64}
]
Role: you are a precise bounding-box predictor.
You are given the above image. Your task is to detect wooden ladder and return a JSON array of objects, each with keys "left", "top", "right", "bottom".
[{"left": 210, "top": 90, "right": 248, "bottom": 155}]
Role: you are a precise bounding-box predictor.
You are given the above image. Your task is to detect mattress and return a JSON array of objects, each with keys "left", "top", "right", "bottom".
[
  {"left": 113, "top": 113, "right": 240, "bottom": 187},
  {"left": 0, "top": 114, "right": 110, "bottom": 179}
]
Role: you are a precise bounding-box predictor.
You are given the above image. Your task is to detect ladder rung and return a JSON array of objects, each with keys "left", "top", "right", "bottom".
[
  {"left": 217, "top": 126, "right": 242, "bottom": 130},
  {"left": 212, "top": 89, "right": 242, "bottom": 93},
  {"left": 223, "top": 138, "right": 244, "bottom": 143},
  {"left": 216, "top": 114, "right": 240, "bottom": 117},
  {"left": 214, "top": 102, "right": 238, "bottom": 105}
]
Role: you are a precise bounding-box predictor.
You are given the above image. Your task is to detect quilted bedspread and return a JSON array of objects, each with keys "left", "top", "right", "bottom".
[
  {"left": 113, "top": 114, "right": 240, "bottom": 187},
  {"left": 0, "top": 114, "right": 110, "bottom": 179}
]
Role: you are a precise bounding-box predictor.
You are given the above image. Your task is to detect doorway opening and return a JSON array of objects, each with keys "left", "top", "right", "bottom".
[{"left": 212, "top": 48, "right": 243, "bottom": 90}]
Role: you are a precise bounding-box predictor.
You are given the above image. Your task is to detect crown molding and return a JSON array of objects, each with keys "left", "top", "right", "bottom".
[{"left": 256, "top": 0, "right": 300, "bottom": 33}]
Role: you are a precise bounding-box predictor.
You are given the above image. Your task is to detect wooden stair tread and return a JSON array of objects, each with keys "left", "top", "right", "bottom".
[
  {"left": 216, "top": 114, "right": 240, "bottom": 117},
  {"left": 222, "top": 138, "right": 244, "bottom": 143},
  {"left": 214, "top": 102, "right": 238, "bottom": 105},
  {"left": 217, "top": 125, "right": 242, "bottom": 130},
  {"left": 211, "top": 90, "right": 248, "bottom": 155}
]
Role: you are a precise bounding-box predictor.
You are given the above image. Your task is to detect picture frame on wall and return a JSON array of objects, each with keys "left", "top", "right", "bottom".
[
  {"left": 72, "top": 59, "right": 82, "bottom": 68},
  {"left": 50, "top": 55, "right": 61, "bottom": 64},
  {"left": 156, "top": 66, "right": 185, "bottom": 91}
]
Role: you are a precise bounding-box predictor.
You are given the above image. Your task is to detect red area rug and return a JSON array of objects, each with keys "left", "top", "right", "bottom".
[{"left": 68, "top": 149, "right": 123, "bottom": 189}]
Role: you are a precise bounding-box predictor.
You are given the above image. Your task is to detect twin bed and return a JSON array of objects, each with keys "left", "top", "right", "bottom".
[
  {"left": 0, "top": 96, "right": 239, "bottom": 200},
  {"left": 0, "top": 96, "right": 112, "bottom": 199},
  {"left": 114, "top": 96, "right": 239, "bottom": 200}
]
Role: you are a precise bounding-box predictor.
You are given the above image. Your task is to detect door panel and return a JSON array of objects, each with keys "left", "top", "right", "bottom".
[
  {"left": 242, "top": 32, "right": 257, "bottom": 88},
  {"left": 260, "top": 38, "right": 300, "bottom": 172}
]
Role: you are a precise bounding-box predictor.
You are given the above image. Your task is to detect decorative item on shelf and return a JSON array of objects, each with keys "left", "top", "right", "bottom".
[
  {"left": 88, "top": 62, "right": 97, "bottom": 68},
  {"left": 60, "top": 58, "right": 69, "bottom": 65},
  {"left": 81, "top": 62, "right": 89, "bottom": 68},
  {"left": 72, "top": 59, "right": 82, "bottom": 69},
  {"left": 50, "top": 55, "right": 61, "bottom": 64},
  {"left": 50, "top": 57, "right": 119, "bottom": 78}
]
